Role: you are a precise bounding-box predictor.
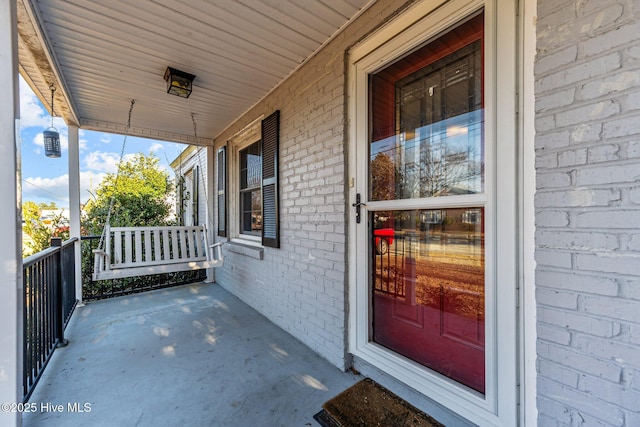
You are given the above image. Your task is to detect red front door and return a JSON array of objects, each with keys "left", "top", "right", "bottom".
[{"left": 367, "top": 13, "right": 486, "bottom": 393}]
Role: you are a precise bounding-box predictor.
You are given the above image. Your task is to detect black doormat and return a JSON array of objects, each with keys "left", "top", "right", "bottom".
[{"left": 314, "top": 378, "right": 444, "bottom": 427}]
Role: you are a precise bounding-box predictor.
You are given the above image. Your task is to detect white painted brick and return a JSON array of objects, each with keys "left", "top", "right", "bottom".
[
  {"left": 576, "top": 253, "right": 640, "bottom": 276},
  {"left": 536, "top": 230, "right": 619, "bottom": 251},
  {"left": 578, "top": 2, "right": 623, "bottom": 29},
  {"left": 537, "top": 414, "right": 564, "bottom": 427},
  {"left": 535, "top": 250, "right": 573, "bottom": 268},
  {"left": 536, "top": 210, "right": 570, "bottom": 227},
  {"left": 631, "top": 187, "right": 640, "bottom": 205},
  {"left": 537, "top": 172, "right": 572, "bottom": 189},
  {"left": 536, "top": 270, "right": 619, "bottom": 296},
  {"left": 580, "top": 71, "right": 640, "bottom": 100},
  {"left": 536, "top": 53, "right": 621, "bottom": 94},
  {"left": 537, "top": 322, "right": 572, "bottom": 345},
  {"left": 574, "top": 210, "right": 640, "bottom": 229},
  {"left": 538, "top": 359, "right": 580, "bottom": 388},
  {"left": 556, "top": 100, "right": 620, "bottom": 128},
  {"left": 536, "top": 115, "right": 557, "bottom": 132},
  {"left": 583, "top": 296, "right": 639, "bottom": 324},
  {"left": 537, "top": 342, "right": 623, "bottom": 383},
  {"left": 571, "top": 123, "right": 603, "bottom": 144},
  {"left": 625, "top": 90, "right": 640, "bottom": 111},
  {"left": 536, "top": 288, "right": 579, "bottom": 309},
  {"left": 603, "top": 115, "right": 640, "bottom": 138},
  {"left": 536, "top": 188, "right": 620, "bottom": 208},
  {"left": 537, "top": 131, "right": 572, "bottom": 150},
  {"left": 587, "top": 144, "right": 620, "bottom": 163},
  {"left": 535, "top": 46, "right": 578, "bottom": 76},
  {"left": 579, "top": 375, "right": 640, "bottom": 410},
  {"left": 625, "top": 411, "right": 640, "bottom": 427},
  {"left": 630, "top": 45, "right": 640, "bottom": 61},
  {"left": 581, "top": 21, "right": 640, "bottom": 57},
  {"left": 575, "top": 335, "right": 640, "bottom": 369},
  {"left": 558, "top": 148, "right": 588, "bottom": 167},
  {"left": 629, "top": 234, "right": 640, "bottom": 251},
  {"left": 536, "top": 88, "right": 576, "bottom": 112},
  {"left": 576, "top": 163, "right": 640, "bottom": 186},
  {"left": 536, "top": 152, "right": 559, "bottom": 169},
  {"left": 536, "top": 0, "right": 575, "bottom": 20},
  {"left": 537, "top": 397, "right": 572, "bottom": 425},
  {"left": 538, "top": 377, "right": 625, "bottom": 425},
  {"left": 539, "top": 307, "right": 621, "bottom": 338}
]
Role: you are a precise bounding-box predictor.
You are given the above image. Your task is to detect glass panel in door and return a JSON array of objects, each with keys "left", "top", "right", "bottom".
[{"left": 368, "top": 13, "right": 486, "bottom": 393}]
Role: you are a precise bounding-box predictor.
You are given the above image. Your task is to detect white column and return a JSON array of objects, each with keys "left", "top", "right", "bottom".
[
  {"left": 206, "top": 145, "right": 215, "bottom": 283},
  {"left": 68, "top": 124, "right": 83, "bottom": 302},
  {"left": 0, "top": 0, "right": 23, "bottom": 425}
]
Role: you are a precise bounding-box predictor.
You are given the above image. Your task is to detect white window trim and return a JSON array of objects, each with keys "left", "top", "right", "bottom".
[
  {"left": 227, "top": 116, "right": 264, "bottom": 245},
  {"left": 347, "top": 0, "right": 519, "bottom": 425}
]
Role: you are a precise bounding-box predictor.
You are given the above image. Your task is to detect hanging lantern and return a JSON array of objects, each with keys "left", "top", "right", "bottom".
[
  {"left": 44, "top": 85, "right": 61, "bottom": 158},
  {"left": 164, "top": 67, "right": 195, "bottom": 98},
  {"left": 43, "top": 128, "right": 61, "bottom": 158}
]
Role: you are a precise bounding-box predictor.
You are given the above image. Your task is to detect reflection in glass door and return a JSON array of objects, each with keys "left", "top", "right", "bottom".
[
  {"left": 368, "top": 13, "right": 486, "bottom": 393},
  {"left": 372, "top": 209, "right": 485, "bottom": 392}
]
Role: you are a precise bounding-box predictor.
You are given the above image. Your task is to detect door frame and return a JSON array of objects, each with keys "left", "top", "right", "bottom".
[{"left": 347, "top": 0, "right": 520, "bottom": 425}]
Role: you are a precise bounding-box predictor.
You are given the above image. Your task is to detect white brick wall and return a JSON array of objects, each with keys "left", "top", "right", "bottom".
[
  {"left": 212, "top": 0, "right": 409, "bottom": 370},
  {"left": 535, "top": 1, "right": 640, "bottom": 425}
]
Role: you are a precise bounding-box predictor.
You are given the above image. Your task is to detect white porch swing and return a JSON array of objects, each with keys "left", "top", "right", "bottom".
[{"left": 92, "top": 101, "right": 223, "bottom": 281}]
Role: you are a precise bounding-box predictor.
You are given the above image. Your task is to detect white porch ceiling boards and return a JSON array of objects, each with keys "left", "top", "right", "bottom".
[{"left": 18, "top": 0, "right": 374, "bottom": 145}]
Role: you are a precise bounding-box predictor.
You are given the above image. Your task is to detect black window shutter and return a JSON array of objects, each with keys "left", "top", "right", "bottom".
[
  {"left": 261, "top": 110, "right": 280, "bottom": 248},
  {"left": 192, "top": 166, "right": 199, "bottom": 225},
  {"left": 217, "top": 147, "right": 227, "bottom": 237}
]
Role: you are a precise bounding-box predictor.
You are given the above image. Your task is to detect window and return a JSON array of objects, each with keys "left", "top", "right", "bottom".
[
  {"left": 217, "top": 110, "right": 280, "bottom": 248},
  {"left": 217, "top": 147, "right": 227, "bottom": 237},
  {"left": 239, "top": 142, "right": 262, "bottom": 235}
]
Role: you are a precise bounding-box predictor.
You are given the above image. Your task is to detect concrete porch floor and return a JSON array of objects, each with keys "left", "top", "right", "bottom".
[{"left": 23, "top": 282, "right": 360, "bottom": 427}]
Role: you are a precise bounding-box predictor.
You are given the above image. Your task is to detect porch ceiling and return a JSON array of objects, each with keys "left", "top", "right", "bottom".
[{"left": 17, "top": 0, "right": 374, "bottom": 145}]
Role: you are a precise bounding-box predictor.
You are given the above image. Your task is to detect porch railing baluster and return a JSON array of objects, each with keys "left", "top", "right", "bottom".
[{"left": 22, "top": 238, "right": 78, "bottom": 402}]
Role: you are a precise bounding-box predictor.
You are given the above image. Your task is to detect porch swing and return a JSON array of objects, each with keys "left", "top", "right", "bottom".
[{"left": 92, "top": 100, "right": 223, "bottom": 281}]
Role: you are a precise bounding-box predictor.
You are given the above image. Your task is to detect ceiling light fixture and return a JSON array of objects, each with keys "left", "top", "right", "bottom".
[{"left": 164, "top": 67, "right": 196, "bottom": 98}]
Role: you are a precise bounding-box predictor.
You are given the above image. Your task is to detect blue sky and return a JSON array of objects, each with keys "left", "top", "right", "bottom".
[{"left": 19, "top": 76, "right": 187, "bottom": 208}]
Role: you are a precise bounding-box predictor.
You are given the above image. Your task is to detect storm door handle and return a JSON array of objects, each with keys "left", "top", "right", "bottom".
[{"left": 352, "top": 193, "right": 366, "bottom": 224}]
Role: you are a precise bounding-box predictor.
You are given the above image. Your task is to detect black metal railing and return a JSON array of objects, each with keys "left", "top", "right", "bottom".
[
  {"left": 23, "top": 237, "right": 78, "bottom": 402},
  {"left": 81, "top": 235, "right": 206, "bottom": 301}
]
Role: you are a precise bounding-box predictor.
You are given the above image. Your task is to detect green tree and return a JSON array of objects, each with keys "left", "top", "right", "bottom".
[
  {"left": 22, "top": 201, "right": 69, "bottom": 256},
  {"left": 83, "top": 153, "right": 174, "bottom": 235}
]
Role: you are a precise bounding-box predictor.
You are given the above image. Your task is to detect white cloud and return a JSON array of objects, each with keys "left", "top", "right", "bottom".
[
  {"left": 149, "top": 143, "right": 164, "bottom": 153},
  {"left": 83, "top": 151, "right": 135, "bottom": 174},
  {"left": 23, "top": 175, "right": 70, "bottom": 204},
  {"left": 23, "top": 171, "right": 109, "bottom": 205},
  {"left": 19, "top": 77, "right": 50, "bottom": 130}
]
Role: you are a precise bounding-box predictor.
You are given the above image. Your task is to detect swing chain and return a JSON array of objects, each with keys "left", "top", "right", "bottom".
[
  {"left": 97, "top": 99, "right": 136, "bottom": 251},
  {"left": 191, "top": 112, "right": 197, "bottom": 140}
]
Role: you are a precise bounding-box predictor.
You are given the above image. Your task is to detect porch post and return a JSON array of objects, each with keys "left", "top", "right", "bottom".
[
  {"left": 68, "top": 124, "right": 83, "bottom": 302},
  {"left": 0, "top": 0, "right": 23, "bottom": 425},
  {"left": 206, "top": 145, "right": 215, "bottom": 283}
]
